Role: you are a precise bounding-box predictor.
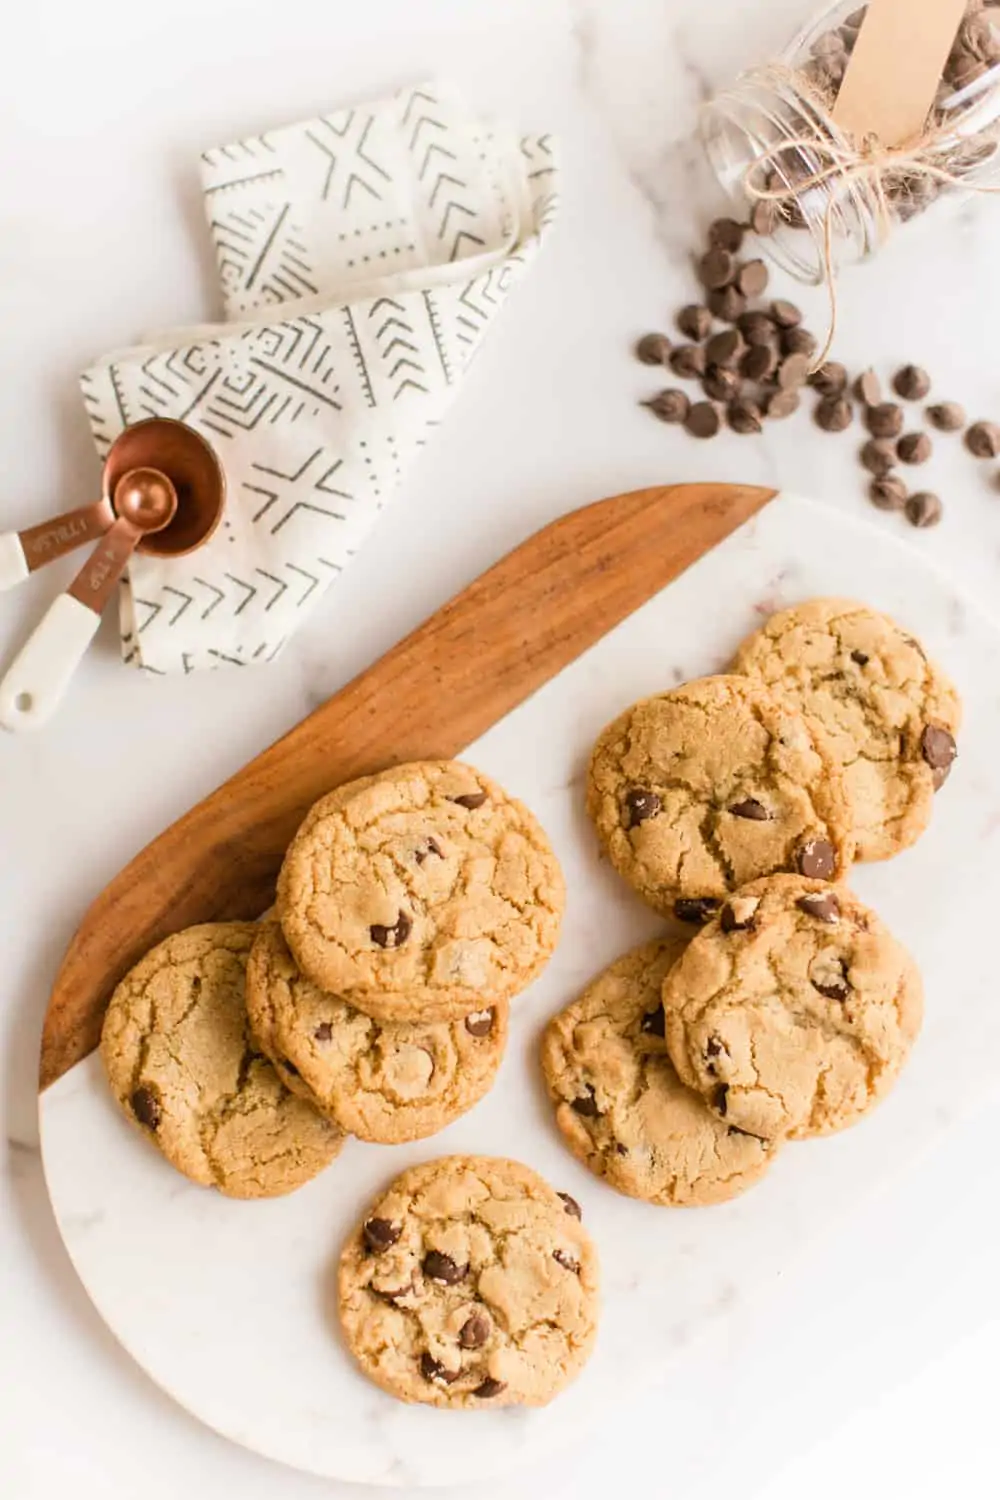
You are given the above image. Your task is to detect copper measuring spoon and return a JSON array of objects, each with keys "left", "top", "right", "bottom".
[{"left": 0, "top": 418, "right": 223, "bottom": 590}]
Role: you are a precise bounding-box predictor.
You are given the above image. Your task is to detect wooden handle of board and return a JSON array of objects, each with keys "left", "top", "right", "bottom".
[{"left": 39, "top": 480, "right": 776, "bottom": 1089}]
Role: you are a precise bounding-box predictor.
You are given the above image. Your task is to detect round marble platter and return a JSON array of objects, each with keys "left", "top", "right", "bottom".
[{"left": 40, "top": 496, "right": 1000, "bottom": 1487}]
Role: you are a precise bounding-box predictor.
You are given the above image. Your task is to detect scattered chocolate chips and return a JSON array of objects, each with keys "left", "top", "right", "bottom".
[
  {"left": 675, "top": 897, "right": 721, "bottom": 924},
  {"left": 739, "top": 309, "right": 779, "bottom": 347},
  {"left": 363, "top": 1217, "right": 401, "bottom": 1252},
  {"left": 685, "top": 400, "right": 722, "bottom": 439},
  {"left": 920, "top": 724, "right": 957, "bottom": 786},
  {"left": 853, "top": 369, "right": 882, "bottom": 406},
  {"left": 815, "top": 395, "right": 853, "bottom": 432},
  {"left": 750, "top": 199, "right": 779, "bottom": 235},
  {"left": 813, "top": 961, "right": 850, "bottom": 1002},
  {"left": 965, "top": 420, "right": 1000, "bottom": 458},
  {"left": 770, "top": 298, "right": 802, "bottom": 329},
  {"left": 624, "top": 786, "right": 661, "bottom": 827},
  {"left": 860, "top": 439, "right": 896, "bottom": 477},
  {"left": 640, "top": 1003, "right": 667, "bottom": 1037},
  {"left": 670, "top": 343, "right": 707, "bottom": 380},
  {"left": 870, "top": 475, "right": 908, "bottom": 511},
  {"left": 473, "top": 1377, "right": 507, "bottom": 1399},
  {"left": 926, "top": 401, "right": 965, "bottom": 432},
  {"left": 698, "top": 245, "right": 735, "bottom": 289},
  {"left": 704, "top": 365, "right": 741, "bottom": 402},
  {"left": 370, "top": 910, "right": 412, "bottom": 949},
  {"left": 741, "top": 343, "right": 778, "bottom": 382},
  {"left": 571, "top": 1087, "right": 600, "bottom": 1118},
  {"left": 865, "top": 402, "right": 904, "bottom": 439},
  {"left": 458, "top": 1311, "right": 492, "bottom": 1349},
  {"left": 736, "top": 258, "right": 769, "bottom": 298},
  {"left": 558, "top": 1191, "right": 582, "bottom": 1219},
  {"left": 897, "top": 431, "right": 932, "bottom": 464},
  {"left": 708, "top": 216, "right": 746, "bottom": 252},
  {"left": 465, "top": 1008, "right": 496, "bottom": 1038},
  {"left": 553, "top": 1248, "right": 581, "bottom": 1274},
  {"left": 906, "top": 491, "right": 943, "bottom": 529},
  {"left": 130, "top": 1086, "right": 161, "bottom": 1130},
  {"left": 420, "top": 1353, "right": 460, "bottom": 1386},
  {"left": 313, "top": 1020, "right": 334, "bottom": 1042},
  {"left": 798, "top": 838, "right": 836, "bottom": 879},
  {"left": 766, "top": 387, "right": 800, "bottom": 420},
  {"left": 851, "top": 650, "right": 869, "bottom": 666},
  {"left": 451, "top": 790, "right": 487, "bottom": 810},
  {"left": 423, "top": 1251, "right": 468, "bottom": 1285},
  {"left": 714, "top": 1084, "right": 729, "bottom": 1117},
  {"left": 893, "top": 365, "right": 931, "bottom": 400},
  {"left": 729, "top": 796, "right": 770, "bottom": 820},
  {"left": 645, "top": 389, "right": 690, "bottom": 424},
  {"left": 781, "top": 325, "right": 817, "bottom": 359},
  {"left": 809, "top": 360, "right": 847, "bottom": 395},
  {"left": 706, "top": 328, "right": 745, "bottom": 368},
  {"left": 708, "top": 284, "right": 746, "bottom": 322},
  {"left": 636, "top": 332, "right": 672, "bottom": 365},
  {"left": 797, "top": 891, "right": 841, "bottom": 923},
  {"left": 677, "top": 303, "right": 713, "bottom": 341},
  {"left": 728, "top": 397, "right": 764, "bottom": 434},
  {"left": 777, "top": 352, "right": 811, "bottom": 390},
  {"left": 720, "top": 894, "right": 760, "bottom": 933}
]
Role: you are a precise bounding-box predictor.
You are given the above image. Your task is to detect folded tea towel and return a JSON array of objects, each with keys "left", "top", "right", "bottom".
[{"left": 80, "top": 80, "right": 558, "bottom": 673}]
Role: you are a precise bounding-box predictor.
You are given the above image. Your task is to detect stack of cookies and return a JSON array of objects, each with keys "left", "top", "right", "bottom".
[{"left": 543, "top": 598, "right": 959, "bottom": 1208}]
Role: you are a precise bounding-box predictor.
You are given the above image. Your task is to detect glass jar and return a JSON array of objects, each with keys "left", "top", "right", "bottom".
[{"left": 700, "top": 1, "right": 1000, "bottom": 284}]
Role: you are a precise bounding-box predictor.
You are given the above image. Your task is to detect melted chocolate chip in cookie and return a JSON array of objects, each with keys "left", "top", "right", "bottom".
[
  {"left": 729, "top": 796, "right": 770, "bottom": 820},
  {"left": 458, "top": 1311, "right": 492, "bottom": 1349},
  {"left": 624, "top": 787, "right": 662, "bottom": 827},
  {"left": 797, "top": 839, "right": 836, "bottom": 879},
  {"left": 451, "top": 790, "right": 487, "bottom": 810},
  {"left": 420, "top": 1353, "right": 460, "bottom": 1385},
  {"left": 675, "top": 897, "right": 721, "bottom": 924},
  {"left": 131, "top": 1085, "right": 161, "bottom": 1130},
  {"left": 370, "top": 911, "right": 412, "bottom": 949},
  {"left": 363, "top": 1217, "right": 401, "bottom": 1253},
  {"left": 920, "top": 724, "right": 957, "bottom": 787},
  {"left": 423, "top": 1251, "right": 468, "bottom": 1285}
]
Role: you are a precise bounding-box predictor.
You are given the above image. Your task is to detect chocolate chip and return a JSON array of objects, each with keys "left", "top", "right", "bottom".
[
  {"left": 558, "top": 1191, "right": 582, "bottom": 1219},
  {"left": 729, "top": 796, "right": 770, "bottom": 820},
  {"left": 624, "top": 787, "right": 661, "bottom": 827},
  {"left": 728, "top": 397, "right": 764, "bottom": 434},
  {"left": 808, "top": 360, "right": 847, "bottom": 395},
  {"left": 892, "top": 365, "right": 931, "bottom": 401},
  {"left": 741, "top": 344, "right": 778, "bottom": 382},
  {"left": 706, "top": 328, "right": 745, "bottom": 368},
  {"left": 853, "top": 369, "right": 882, "bottom": 406},
  {"left": 750, "top": 199, "right": 779, "bottom": 236},
  {"left": 676, "top": 303, "right": 713, "bottom": 341},
  {"left": 765, "top": 387, "right": 800, "bottom": 419},
  {"left": 966, "top": 421, "right": 1000, "bottom": 458},
  {"left": 451, "top": 790, "right": 487, "bottom": 810},
  {"left": 781, "top": 326, "right": 817, "bottom": 359},
  {"left": 708, "top": 284, "right": 746, "bottom": 322},
  {"left": 279, "top": 1056, "right": 301, "bottom": 1078},
  {"left": 813, "top": 960, "right": 850, "bottom": 1002},
  {"left": 130, "top": 1086, "right": 161, "bottom": 1130},
  {"left": 815, "top": 395, "right": 853, "bottom": 432},
  {"left": 920, "top": 724, "right": 957, "bottom": 787},
  {"left": 714, "top": 1084, "right": 729, "bottom": 1116},
  {"left": 906, "top": 491, "right": 943, "bottom": 529},
  {"left": 720, "top": 894, "right": 760, "bottom": 932},
  {"left": 636, "top": 332, "right": 672, "bottom": 365},
  {"left": 314, "top": 1021, "right": 334, "bottom": 1042},
  {"left": 777, "top": 352, "right": 811, "bottom": 390},
  {"left": 770, "top": 299, "right": 802, "bottom": 329},
  {"left": 370, "top": 910, "right": 412, "bottom": 948},
  {"left": 705, "top": 1035, "right": 724, "bottom": 1058},
  {"left": 736, "top": 259, "right": 769, "bottom": 298},
  {"left": 738, "top": 310, "right": 779, "bottom": 347},
  {"left": 420, "top": 1352, "right": 460, "bottom": 1385},
  {"left": 374, "top": 1280, "right": 415, "bottom": 1306},
  {"left": 571, "top": 1087, "right": 600, "bottom": 1117},
  {"left": 464, "top": 1008, "right": 495, "bottom": 1037},
  {"left": 797, "top": 891, "right": 841, "bottom": 923},
  {"left": 926, "top": 401, "right": 965, "bottom": 432},
  {"left": 698, "top": 246, "right": 735, "bottom": 289},
  {"left": 423, "top": 1251, "right": 468, "bottom": 1285},
  {"left": 640, "top": 1003, "right": 666, "bottom": 1037},
  {"left": 851, "top": 650, "right": 869, "bottom": 666},
  {"left": 860, "top": 439, "right": 896, "bottom": 477},
  {"left": 473, "top": 1377, "right": 506, "bottom": 1399},
  {"left": 553, "top": 1249, "right": 581, "bottom": 1273},
  {"left": 458, "top": 1311, "right": 492, "bottom": 1349},
  {"left": 645, "top": 389, "right": 690, "bottom": 424},
  {"left": 669, "top": 343, "right": 707, "bottom": 380},
  {"left": 685, "top": 400, "right": 722, "bottom": 439},
  {"left": 709, "top": 217, "right": 746, "bottom": 252},
  {"left": 614, "top": 1142, "right": 629, "bottom": 1156},
  {"left": 415, "top": 837, "right": 444, "bottom": 865},
  {"left": 865, "top": 402, "right": 903, "bottom": 439},
  {"left": 897, "top": 431, "right": 932, "bottom": 465},
  {"left": 703, "top": 366, "right": 741, "bottom": 403},
  {"left": 870, "top": 476, "right": 908, "bottom": 511},
  {"left": 674, "top": 897, "right": 721, "bottom": 924},
  {"left": 363, "top": 1217, "right": 401, "bottom": 1252},
  {"left": 797, "top": 838, "right": 836, "bottom": 879}
]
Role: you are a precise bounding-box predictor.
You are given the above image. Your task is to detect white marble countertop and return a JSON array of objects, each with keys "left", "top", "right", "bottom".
[{"left": 3, "top": 1, "right": 1000, "bottom": 1496}]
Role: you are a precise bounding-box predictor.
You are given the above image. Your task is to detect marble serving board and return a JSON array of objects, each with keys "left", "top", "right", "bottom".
[{"left": 39, "top": 495, "right": 1000, "bottom": 1489}]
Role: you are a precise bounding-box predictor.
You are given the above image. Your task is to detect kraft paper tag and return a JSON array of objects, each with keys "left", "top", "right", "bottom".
[{"left": 833, "top": 0, "right": 967, "bottom": 146}]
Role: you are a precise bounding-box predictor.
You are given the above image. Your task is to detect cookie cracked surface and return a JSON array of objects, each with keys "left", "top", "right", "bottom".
[
  {"left": 338, "top": 1155, "right": 599, "bottom": 1408},
  {"left": 541, "top": 938, "right": 778, "bottom": 1205},
  {"left": 730, "top": 598, "right": 961, "bottom": 860},
  {"left": 100, "top": 923, "right": 343, "bottom": 1198},
  {"left": 587, "top": 675, "right": 854, "bottom": 922},
  {"left": 662, "top": 876, "right": 924, "bottom": 1139},
  {"left": 277, "top": 762, "right": 565, "bottom": 1021},
  {"left": 246, "top": 923, "right": 508, "bottom": 1144}
]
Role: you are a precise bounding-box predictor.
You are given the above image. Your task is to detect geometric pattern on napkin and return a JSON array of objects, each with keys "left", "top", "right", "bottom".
[{"left": 78, "top": 82, "right": 558, "bottom": 674}]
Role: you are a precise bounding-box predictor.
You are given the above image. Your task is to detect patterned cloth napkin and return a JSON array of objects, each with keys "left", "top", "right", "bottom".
[{"left": 80, "top": 81, "right": 558, "bottom": 674}]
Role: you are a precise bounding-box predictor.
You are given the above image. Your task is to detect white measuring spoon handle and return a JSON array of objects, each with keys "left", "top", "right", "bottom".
[
  {"left": 0, "top": 595, "right": 101, "bottom": 731},
  {"left": 0, "top": 532, "right": 29, "bottom": 591}
]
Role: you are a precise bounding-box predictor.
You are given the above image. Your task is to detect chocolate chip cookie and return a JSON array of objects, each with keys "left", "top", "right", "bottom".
[
  {"left": 277, "top": 761, "right": 565, "bottom": 1021},
  {"left": 338, "top": 1155, "right": 599, "bottom": 1408},
  {"left": 100, "top": 924, "right": 344, "bottom": 1198},
  {"left": 587, "top": 676, "right": 854, "bottom": 924},
  {"left": 662, "top": 876, "right": 924, "bottom": 1140},
  {"left": 731, "top": 599, "right": 961, "bottom": 860},
  {"left": 541, "top": 938, "right": 778, "bottom": 1205},
  {"left": 245, "top": 923, "right": 509, "bottom": 1144}
]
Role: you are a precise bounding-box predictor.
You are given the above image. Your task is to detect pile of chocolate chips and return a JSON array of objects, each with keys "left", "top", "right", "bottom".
[{"left": 637, "top": 216, "right": 1000, "bottom": 530}]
